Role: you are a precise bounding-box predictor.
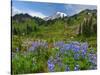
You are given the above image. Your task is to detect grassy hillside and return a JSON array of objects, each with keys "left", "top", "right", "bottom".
[{"left": 12, "top": 9, "right": 97, "bottom": 50}]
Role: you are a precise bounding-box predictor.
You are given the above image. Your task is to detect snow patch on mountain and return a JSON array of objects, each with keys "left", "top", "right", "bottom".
[{"left": 44, "top": 12, "right": 67, "bottom": 21}]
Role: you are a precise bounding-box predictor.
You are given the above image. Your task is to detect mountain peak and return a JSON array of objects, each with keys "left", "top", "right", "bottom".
[
  {"left": 44, "top": 11, "right": 67, "bottom": 21},
  {"left": 56, "top": 12, "right": 67, "bottom": 17}
]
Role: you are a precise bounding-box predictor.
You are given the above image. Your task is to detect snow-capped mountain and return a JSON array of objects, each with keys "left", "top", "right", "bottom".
[{"left": 44, "top": 12, "right": 67, "bottom": 21}]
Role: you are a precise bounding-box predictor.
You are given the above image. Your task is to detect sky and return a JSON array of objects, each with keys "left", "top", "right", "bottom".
[{"left": 12, "top": 0, "right": 97, "bottom": 18}]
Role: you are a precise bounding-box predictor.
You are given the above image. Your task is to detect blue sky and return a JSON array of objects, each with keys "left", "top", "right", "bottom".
[{"left": 12, "top": 0, "right": 97, "bottom": 18}]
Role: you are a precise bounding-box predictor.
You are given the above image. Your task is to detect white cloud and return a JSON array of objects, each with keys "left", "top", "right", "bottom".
[
  {"left": 12, "top": 7, "right": 47, "bottom": 18},
  {"left": 12, "top": 7, "right": 24, "bottom": 16},
  {"left": 27, "top": 11, "right": 47, "bottom": 18},
  {"left": 64, "top": 4, "right": 96, "bottom": 16}
]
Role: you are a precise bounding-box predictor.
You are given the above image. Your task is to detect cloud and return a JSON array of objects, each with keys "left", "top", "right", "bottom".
[
  {"left": 12, "top": 7, "right": 47, "bottom": 18},
  {"left": 12, "top": 7, "right": 23, "bottom": 16},
  {"left": 27, "top": 11, "right": 47, "bottom": 18},
  {"left": 64, "top": 4, "right": 96, "bottom": 16}
]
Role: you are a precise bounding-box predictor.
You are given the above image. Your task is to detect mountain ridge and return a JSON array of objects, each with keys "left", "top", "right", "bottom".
[{"left": 12, "top": 9, "right": 96, "bottom": 22}]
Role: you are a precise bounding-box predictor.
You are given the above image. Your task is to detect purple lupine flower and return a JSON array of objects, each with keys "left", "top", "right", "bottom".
[
  {"left": 74, "top": 53, "right": 80, "bottom": 60},
  {"left": 56, "top": 56, "right": 61, "bottom": 62},
  {"left": 48, "top": 63, "right": 55, "bottom": 72},
  {"left": 70, "top": 41, "right": 80, "bottom": 52},
  {"left": 66, "top": 66, "right": 70, "bottom": 71},
  {"left": 88, "top": 53, "right": 97, "bottom": 65},
  {"left": 80, "top": 42, "right": 88, "bottom": 57},
  {"left": 16, "top": 47, "right": 19, "bottom": 52},
  {"left": 28, "top": 41, "right": 39, "bottom": 51},
  {"left": 28, "top": 40, "right": 48, "bottom": 51},
  {"left": 53, "top": 59, "right": 57, "bottom": 64},
  {"left": 82, "top": 49, "right": 87, "bottom": 54},
  {"left": 74, "top": 65, "right": 80, "bottom": 71},
  {"left": 81, "top": 49, "right": 87, "bottom": 58},
  {"left": 28, "top": 46, "right": 35, "bottom": 51},
  {"left": 62, "top": 44, "right": 72, "bottom": 50},
  {"left": 81, "top": 42, "right": 88, "bottom": 51},
  {"left": 47, "top": 60, "right": 55, "bottom": 72},
  {"left": 47, "top": 59, "right": 51, "bottom": 64},
  {"left": 72, "top": 45, "right": 80, "bottom": 52},
  {"left": 60, "top": 48, "right": 65, "bottom": 54},
  {"left": 54, "top": 41, "right": 64, "bottom": 48},
  {"left": 93, "top": 55, "right": 97, "bottom": 65},
  {"left": 72, "top": 41, "right": 80, "bottom": 46},
  {"left": 58, "top": 61, "right": 63, "bottom": 67}
]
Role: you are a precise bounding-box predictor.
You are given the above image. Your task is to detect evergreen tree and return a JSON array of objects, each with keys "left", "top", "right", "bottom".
[{"left": 78, "top": 24, "right": 82, "bottom": 36}]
